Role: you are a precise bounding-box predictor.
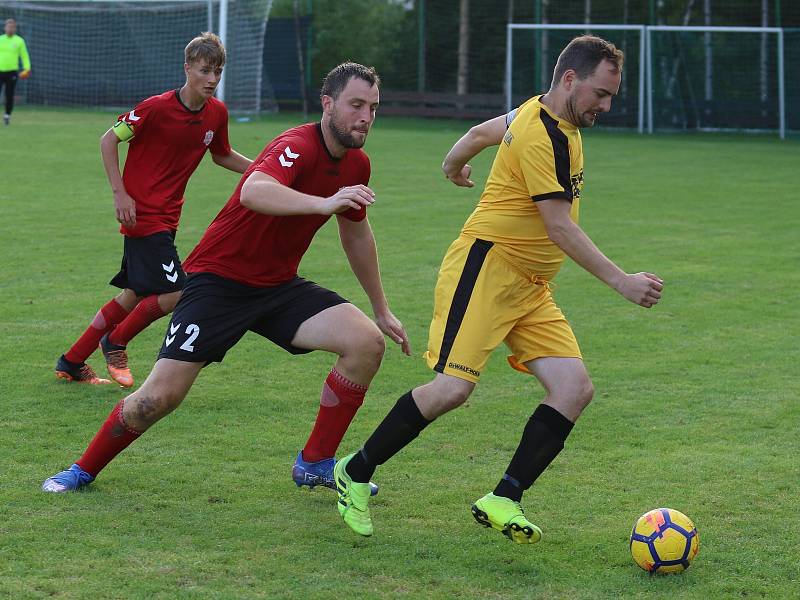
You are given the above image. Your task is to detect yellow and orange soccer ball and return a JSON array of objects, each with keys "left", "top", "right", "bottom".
[{"left": 630, "top": 508, "right": 700, "bottom": 574}]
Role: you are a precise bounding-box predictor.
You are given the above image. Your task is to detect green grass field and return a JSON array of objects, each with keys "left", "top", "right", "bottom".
[{"left": 0, "top": 108, "right": 798, "bottom": 599}]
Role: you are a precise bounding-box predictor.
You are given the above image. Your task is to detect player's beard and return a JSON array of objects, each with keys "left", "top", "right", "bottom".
[
  {"left": 328, "top": 111, "right": 368, "bottom": 149},
  {"left": 567, "top": 93, "right": 595, "bottom": 128}
]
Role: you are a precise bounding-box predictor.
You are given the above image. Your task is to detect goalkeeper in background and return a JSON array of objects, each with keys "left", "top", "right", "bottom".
[
  {"left": 54, "top": 32, "right": 251, "bottom": 387},
  {"left": 0, "top": 18, "right": 31, "bottom": 125}
]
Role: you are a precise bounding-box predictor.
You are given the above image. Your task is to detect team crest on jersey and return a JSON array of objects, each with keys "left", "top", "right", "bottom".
[{"left": 203, "top": 130, "right": 214, "bottom": 146}]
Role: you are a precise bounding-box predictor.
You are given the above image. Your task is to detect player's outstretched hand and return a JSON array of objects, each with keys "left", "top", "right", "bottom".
[
  {"left": 375, "top": 309, "right": 411, "bottom": 356},
  {"left": 114, "top": 191, "right": 137, "bottom": 229},
  {"left": 617, "top": 272, "right": 663, "bottom": 308},
  {"left": 323, "top": 185, "right": 375, "bottom": 215},
  {"left": 444, "top": 163, "right": 474, "bottom": 187}
]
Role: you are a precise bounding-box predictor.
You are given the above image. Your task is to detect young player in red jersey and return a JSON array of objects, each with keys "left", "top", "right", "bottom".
[
  {"left": 54, "top": 32, "right": 251, "bottom": 387},
  {"left": 43, "top": 62, "right": 410, "bottom": 495}
]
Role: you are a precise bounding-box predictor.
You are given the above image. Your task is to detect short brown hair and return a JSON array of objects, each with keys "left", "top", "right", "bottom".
[
  {"left": 320, "top": 62, "right": 380, "bottom": 100},
  {"left": 185, "top": 32, "right": 226, "bottom": 68},
  {"left": 551, "top": 35, "right": 624, "bottom": 88}
]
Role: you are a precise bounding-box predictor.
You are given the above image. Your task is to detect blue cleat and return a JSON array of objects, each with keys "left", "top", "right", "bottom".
[
  {"left": 292, "top": 451, "right": 378, "bottom": 496},
  {"left": 42, "top": 463, "right": 95, "bottom": 493}
]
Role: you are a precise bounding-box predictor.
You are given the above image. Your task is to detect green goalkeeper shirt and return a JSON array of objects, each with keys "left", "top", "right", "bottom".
[{"left": 0, "top": 34, "right": 31, "bottom": 72}]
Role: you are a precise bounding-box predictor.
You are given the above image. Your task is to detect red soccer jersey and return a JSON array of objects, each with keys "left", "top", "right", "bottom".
[
  {"left": 183, "top": 123, "right": 370, "bottom": 287},
  {"left": 116, "top": 90, "right": 232, "bottom": 237}
]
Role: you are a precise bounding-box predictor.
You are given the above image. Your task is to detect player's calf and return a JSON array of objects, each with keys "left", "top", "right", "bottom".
[{"left": 121, "top": 359, "right": 201, "bottom": 431}]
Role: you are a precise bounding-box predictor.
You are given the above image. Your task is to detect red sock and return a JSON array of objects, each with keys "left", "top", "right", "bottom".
[
  {"left": 76, "top": 399, "right": 142, "bottom": 476},
  {"left": 64, "top": 299, "right": 130, "bottom": 364},
  {"left": 108, "top": 295, "right": 167, "bottom": 347},
  {"left": 302, "top": 369, "right": 368, "bottom": 463}
]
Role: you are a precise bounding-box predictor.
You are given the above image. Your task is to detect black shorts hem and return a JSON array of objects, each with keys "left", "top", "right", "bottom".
[{"left": 111, "top": 231, "right": 185, "bottom": 296}]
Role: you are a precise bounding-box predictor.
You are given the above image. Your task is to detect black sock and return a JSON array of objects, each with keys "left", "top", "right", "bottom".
[
  {"left": 345, "top": 390, "right": 431, "bottom": 482},
  {"left": 493, "top": 403, "right": 574, "bottom": 502}
]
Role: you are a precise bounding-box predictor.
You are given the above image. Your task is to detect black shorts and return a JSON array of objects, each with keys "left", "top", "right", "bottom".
[
  {"left": 109, "top": 231, "right": 186, "bottom": 296},
  {"left": 157, "top": 272, "right": 349, "bottom": 364}
]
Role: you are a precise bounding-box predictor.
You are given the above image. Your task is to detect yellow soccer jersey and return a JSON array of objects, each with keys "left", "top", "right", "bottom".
[{"left": 461, "top": 95, "right": 584, "bottom": 281}]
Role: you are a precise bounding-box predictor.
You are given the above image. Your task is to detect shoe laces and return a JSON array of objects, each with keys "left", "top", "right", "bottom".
[
  {"left": 105, "top": 349, "right": 129, "bottom": 370},
  {"left": 51, "top": 465, "right": 88, "bottom": 487},
  {"left": 78, "top": 364, "right": 101, "bottom": 381}
]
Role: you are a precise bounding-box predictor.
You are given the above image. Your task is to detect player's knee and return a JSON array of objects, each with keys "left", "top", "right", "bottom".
[
  {"left": 578, "top": 377, "right": 594, "bottom": 408},
  {"left": 347, "top": 325, "right": 385, "bottom": 370},
  {"left": 437, "top": 385, "right": 472, "bottom": 413},
  {"left": 123, "top": 389, "right": 184, "bottom": 431},
  {"left": 549, "top": 372, "right": 593, "bottom": 413},
  {"left": 571, "top": 374, "right": 594, "bottom": 411},
  {"left": 115, "top": 288, "right": 141, "bottom": 309}
]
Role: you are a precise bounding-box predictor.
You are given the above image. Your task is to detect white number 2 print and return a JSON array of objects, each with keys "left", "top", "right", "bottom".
[{"left": 180, "top": 324, "right": 200, "bottom": 352}]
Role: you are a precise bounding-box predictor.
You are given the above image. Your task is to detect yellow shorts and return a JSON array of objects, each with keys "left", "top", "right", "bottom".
[{"left": 423, "top": 236, "right": 582, "bottom": 383}]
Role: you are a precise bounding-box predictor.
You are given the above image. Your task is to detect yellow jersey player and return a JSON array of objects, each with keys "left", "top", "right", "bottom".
[{"left": 334, "top": 35, "right": 664, "bottom": 541}]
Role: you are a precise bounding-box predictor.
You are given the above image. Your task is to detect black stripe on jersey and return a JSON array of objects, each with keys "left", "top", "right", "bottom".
[
  {"left": 531, "top": 191, "right": 570, "bottom": 202},
  {"left": 434, "top": 238, "right": 494, "bottom": 374},
  {"left": 539, "top": 109, "right": 573, "bottom": 202}
]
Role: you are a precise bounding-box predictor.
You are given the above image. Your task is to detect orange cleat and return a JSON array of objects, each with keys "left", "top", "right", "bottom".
[
  {"left": 55, "top": 355, "right": 112, "bottom": 385},
  {"left": 99, "top": 333, "right": 134, "bottom": 388}
]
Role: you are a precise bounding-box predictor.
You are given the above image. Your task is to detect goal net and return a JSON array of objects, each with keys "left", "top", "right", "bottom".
[
  {"left": 647, "top": 26, "right": 787, "bottom": 137},
  {"left": 0, "top": 0, "right": 276, "bottom": 112},
  {"left": 507, "top": 24, "right": 645, "bottom": 132}
]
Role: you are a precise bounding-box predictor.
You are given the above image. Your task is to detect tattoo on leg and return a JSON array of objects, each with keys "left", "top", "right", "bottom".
[{"left": 133, "top": 395, "right": 163, "bottom": 427}]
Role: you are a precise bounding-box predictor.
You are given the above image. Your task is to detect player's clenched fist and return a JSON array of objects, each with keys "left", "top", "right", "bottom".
[
  {"left": 323, "top": 185, "right": 375, "bottom": 215},
  {"left": 617, "top": 272, "right": 663, "bottom": 308},
  {"left": 444, "top": 163, "right": 474, "bottom": 188}
]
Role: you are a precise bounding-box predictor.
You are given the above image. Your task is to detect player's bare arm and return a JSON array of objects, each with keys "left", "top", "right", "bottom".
[
  {"left": 337, "top": 216, "right": 411, "bottom": 355},
  {"left": 241, "top": 171, "right": 374, "bottom": 216},
  {"left": 442, "top": 113, "right": 509, "bottom": 188},
  {"left": 537, "top": 198, "right": 664, "bottom": 308},
  {"left": 211, "top": 149, "right": 252, "bottom": 174},
  {"left": 100, "top": 128, "right": 136, "bottom": 229}
]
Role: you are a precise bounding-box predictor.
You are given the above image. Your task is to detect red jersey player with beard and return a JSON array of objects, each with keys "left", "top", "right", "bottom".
[
  {"left": 43, "top": 63, "right": 410, "bottom": 497},
  {"left": 54, "top": 32, "right": 251, "bottom": 388}
]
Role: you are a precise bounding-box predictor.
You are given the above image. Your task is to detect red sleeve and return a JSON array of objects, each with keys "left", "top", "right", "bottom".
[
  {"left": 339, "top": 154, "right": 371, "bottom": 222},
  {"left": 209, "top": 103, "right": 232, "bottom": 155},
  {"left": 362, "top": 155, "right": 371, "bottom": 185},
  {"left": 116, "top": 96, "right": 157, "bottom": 139},
  {"left": 255, "top": 134, "right": 315, "bottom": 188}
]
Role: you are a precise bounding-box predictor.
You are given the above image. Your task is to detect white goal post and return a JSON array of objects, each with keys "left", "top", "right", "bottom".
[
  {"left": 646, "top": 26, "right": 786, "bottom": 139},
  {"left": 506, "top": 23, "right": 646, "bottom": 133},
  {"left": 506, "top": 24, "right": 788, "bottom": 138}
]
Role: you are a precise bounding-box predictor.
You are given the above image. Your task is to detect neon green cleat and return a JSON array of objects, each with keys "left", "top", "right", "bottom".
[
  {"left": 334, "top": 453, "right": 374, "bottom": 537},
  {"left": 471, "top": 493, "right": 542, "bottom": 544}
]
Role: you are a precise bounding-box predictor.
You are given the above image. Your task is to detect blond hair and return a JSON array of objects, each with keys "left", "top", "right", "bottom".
[{"left": 185, "top": 32, "right": 226, "bottom": 67}]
